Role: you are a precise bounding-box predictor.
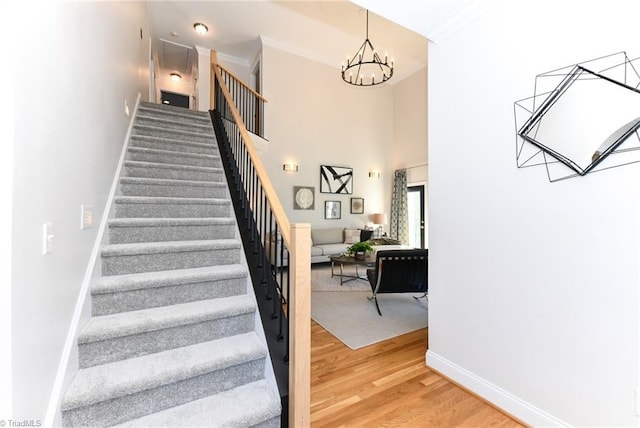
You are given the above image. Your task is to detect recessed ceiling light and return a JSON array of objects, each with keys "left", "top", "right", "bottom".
[
  {"left": 193, "top": 23, "right": 208, "bottom": 35},
  {"left": 170, "top": 72, "right": 182, "bottom": 81}
]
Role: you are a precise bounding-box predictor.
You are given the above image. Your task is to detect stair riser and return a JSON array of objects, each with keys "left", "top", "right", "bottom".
[
  {"left": 130, "top": 137, "right": 218, "bottom": 155},
  {"left": 109, "top": 223, "right": 235, "bottom": 244},
  {"left": 92, "top": 276, "right": 246, "bottom": 316},
  {"left": 61, "top": 359, "right": 265, "bottom": 427},
  {"left": 124, "top": 164, "right": 223, "bottom": 182},
  {"left": 79, "top": 313, "right": 254, "bottom": 368},
  {"left": 128, "top": 151, "right": 221, "bottom": 168},
  {"left": 132, "top": 126, "right": 214, "bottom": 144},
  {"left": 120, "top": 182, "right": 226, "bottom": 198},
  {"left": 115, "top": 202, "right": 230, "bottom": 218},
  {"left": 101, "top": 247, "right": 240, "bottom": 276},
  {"left": 135, "top": 116, "right": 212, "bottom": 133}
]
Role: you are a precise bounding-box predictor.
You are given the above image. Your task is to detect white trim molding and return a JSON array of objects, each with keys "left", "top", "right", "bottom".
[
  {"left": 426, "top": 350, "right": 570, "bottom": 427},
  {"left": 260, "top": 35, "right": 336, "bottom": 70}
]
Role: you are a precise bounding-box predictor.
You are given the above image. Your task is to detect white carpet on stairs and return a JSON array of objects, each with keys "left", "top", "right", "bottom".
[{"left": 311, "top": 264, "right": 428, "bottom": 349}]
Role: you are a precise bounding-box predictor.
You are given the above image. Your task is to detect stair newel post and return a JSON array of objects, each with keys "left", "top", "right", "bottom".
[{"left": 288, "top": 223, "right": 311, "bottom": 428}]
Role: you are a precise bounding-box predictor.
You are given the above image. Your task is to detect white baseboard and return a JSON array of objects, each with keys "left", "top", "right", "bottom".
[
  {"left": 44, "top": 93, "right": 142, "bottom": 427},
  {"left": 425, "top": 350, "right": 570, "bottom": 427}
]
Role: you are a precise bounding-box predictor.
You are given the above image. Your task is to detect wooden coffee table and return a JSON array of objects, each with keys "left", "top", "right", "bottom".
[{"left": 329, "top": 254, "right": 376, "bottom": 285}]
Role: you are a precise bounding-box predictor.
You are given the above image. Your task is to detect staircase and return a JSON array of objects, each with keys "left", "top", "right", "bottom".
[{"left": 60, "top": 102, "right": 281, "bottom": 427}]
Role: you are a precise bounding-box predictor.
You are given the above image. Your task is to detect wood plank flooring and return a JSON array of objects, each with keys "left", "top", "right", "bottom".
[{"left": 310, "top": 321, "right": 525, "bottom": 427}]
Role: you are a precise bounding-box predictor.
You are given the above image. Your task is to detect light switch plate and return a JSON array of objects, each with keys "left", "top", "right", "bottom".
[{"left": 42, "top": 223, "right": 53, "bottom": 255}]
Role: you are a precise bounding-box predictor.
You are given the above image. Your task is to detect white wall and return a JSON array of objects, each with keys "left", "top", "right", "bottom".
[
  {"left": 423, "top": 1, "right": 639, "bottom": 426},
  {"left": 392, "top": 66, "right": 428, "bottom": 170},
  {"left": 260, "top": 44, "right": 395, "bottom": 230},
  {"left": 10, "top": 0, "right": 150, "bottom": 421}
]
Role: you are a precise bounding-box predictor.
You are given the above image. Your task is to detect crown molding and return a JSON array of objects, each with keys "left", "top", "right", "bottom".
[
  {"left": 195, "top": 45, "right": 211, "bottom": 57},
  {"left": 260, "top": 35, "right": 337, "bottom": 70},
  {"left": 217, "top": 51, "right": 250, "bottom": 68}
]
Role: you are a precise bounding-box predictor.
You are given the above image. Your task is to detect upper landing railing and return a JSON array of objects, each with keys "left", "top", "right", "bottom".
[{"left": 208, "top": 51, "right": 311, "bottom": 428}]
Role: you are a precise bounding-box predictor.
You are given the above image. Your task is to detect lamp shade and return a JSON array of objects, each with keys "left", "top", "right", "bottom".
[{"left": 371, "top": 213, "right": 387, "bottom": 225}]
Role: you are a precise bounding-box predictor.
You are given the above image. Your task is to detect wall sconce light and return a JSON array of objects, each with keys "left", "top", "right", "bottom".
[
  {"left": 283, "top": 163, "right": 299, "bottom": 172},
  {"left": 193, "top": 23, "right": 209, "bottom": 35},
  {"left": 369, "top": 170, "right": 381, "bottom": 178},
  {"left": 170, "top": 72, "right": 182, "bottom": 81}
]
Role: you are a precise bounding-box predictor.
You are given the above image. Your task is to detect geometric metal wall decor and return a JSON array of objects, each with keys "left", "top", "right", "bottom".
[
  {"left": 514, "top": 52, "right": 640, "bottom": 182},
  {"left": 320, "top": 165, "right": 353, "bottom": 194}
]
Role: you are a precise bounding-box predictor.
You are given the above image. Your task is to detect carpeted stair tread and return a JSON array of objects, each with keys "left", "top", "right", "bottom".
[
  {"left": 101, "top": 239, "right": 240, "bottom": 257},
  {"left": 61, "top": 332, "right": 266, "bottom": 411},
  {"left": 108, "top": 217, "right": 234, "bottom": 229},
  {"left": 119, "top": 177, "right": 224, "bottom": 188},
  {"left": 123, "top": 160, "right": 224, "bottom": 182},
  {"left": 124, "top": 160, "right": 221, "bottom": 174},
  {"left": 138, "top": 102, "right": 210, "bottom": 119},
  {"left": 78, "top": 294, "right": 255, "bottom": 344},
  {"left": 135, "top": 113, "right": 214, "bottom": 131},
  {"left": 112, "top": 380, "right": 281, "bottom": 428},
  {"left": 132, "top": 123, "right": 214, "bottom": 140},
  {"left": 128, "top": 146, "right": 220, "bottom": 162},
  {"left": 114, "top": 196, "right": 229, "bottom": 205},
  {"left": 130, "top": 135, "right": 219, "bottom": 154},
  {"left": 92, "top": 264, "right": 246, "bottom": 295}
]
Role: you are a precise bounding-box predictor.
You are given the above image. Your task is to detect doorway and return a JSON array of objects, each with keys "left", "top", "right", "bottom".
[
  {"left": 408, "top": 185, "right": 426, "bottom": 248},
  {"left": 160, "top": 90, "right": 190, "bottom": 108}
]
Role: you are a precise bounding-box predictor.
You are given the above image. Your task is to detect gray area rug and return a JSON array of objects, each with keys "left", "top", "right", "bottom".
[{"left": 311, "top": 265, "right": 428, "bottom": 349}]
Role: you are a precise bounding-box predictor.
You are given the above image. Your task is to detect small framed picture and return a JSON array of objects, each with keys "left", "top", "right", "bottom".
[
  {"left": 293, "top": 186, "right": 315, "bottom": 210},
  {"left": 350, "top": 197, "right": 364, "bottom": 214},
  {"left": 324, "top": 201, "right": 341, "bottom": 219}
]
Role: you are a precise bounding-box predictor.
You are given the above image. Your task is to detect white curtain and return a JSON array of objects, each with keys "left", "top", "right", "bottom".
[{"left": 390, "top": 169, "right": 409, "bottom": 244}]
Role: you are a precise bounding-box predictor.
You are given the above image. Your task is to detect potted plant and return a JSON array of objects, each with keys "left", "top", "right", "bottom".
[{"left": 346, "top": 241, "right": 374, "bottom": 260}]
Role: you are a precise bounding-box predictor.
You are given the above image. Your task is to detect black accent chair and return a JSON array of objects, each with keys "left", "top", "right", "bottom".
[{"left": 366, "top": 249, "right": 428, "bottom": 316}]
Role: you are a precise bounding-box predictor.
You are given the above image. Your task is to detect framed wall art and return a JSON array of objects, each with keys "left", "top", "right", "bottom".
[
  {"left": 320, "top": 165, "right": 353, "bottom": 194},
  {"left": 350, "top": 197, "right": 364, "bottom": 214},
  {"left": 293, "top": 186, "right": 315, "bottom": 210},
  {"left": 324, "top": 201, "right": 341, "bottom": 219}
]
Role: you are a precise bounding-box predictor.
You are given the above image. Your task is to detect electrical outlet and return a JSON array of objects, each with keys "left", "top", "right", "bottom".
[
  {"left": 81, "top": 205, "right": 94, "bottom": 230},
  {"left": 42, "top": 223, "right": 54, "bottom": 255}
]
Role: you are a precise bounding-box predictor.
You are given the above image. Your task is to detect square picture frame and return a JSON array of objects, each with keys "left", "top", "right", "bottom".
[
  {"left": 350, "top": 197, "right": 364, "bottom": 214},
  {"left": 324, "top": 201, "right": 341, "bottom": 219},
  {"left": 320, "top": 165, "right": 353, "bottom": 194},
  {"left": 293, "top": 186, "right": 315, "bottom": 210}
]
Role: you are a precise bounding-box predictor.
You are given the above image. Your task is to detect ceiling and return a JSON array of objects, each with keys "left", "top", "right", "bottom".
[{"left": 147, "top": 0, "right": 478, "bottom": 87}]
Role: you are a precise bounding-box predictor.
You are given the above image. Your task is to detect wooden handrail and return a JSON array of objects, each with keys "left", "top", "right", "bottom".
[
  {"left": 218, "top": 63, "right": 269, "bottom": 103},
  {"left": 209, "top": 50, "right": 310, "bottom": 427},
  {"left": 210, "top": 59, "right": 290, "bottom": 244}
]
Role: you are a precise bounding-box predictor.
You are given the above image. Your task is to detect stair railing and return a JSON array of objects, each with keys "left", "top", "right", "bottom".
[{"left": 208, "top": 50, "right": 310, "bottom": 428}]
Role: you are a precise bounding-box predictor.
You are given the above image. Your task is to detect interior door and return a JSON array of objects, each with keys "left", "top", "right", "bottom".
[{"left": 407, "top": 185, "right": 425, "bottom": 248}]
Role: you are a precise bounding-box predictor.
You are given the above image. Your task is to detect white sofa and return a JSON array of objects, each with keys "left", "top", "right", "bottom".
[{"left": 267, "top": 227, "right": 373, "bottom": 266}]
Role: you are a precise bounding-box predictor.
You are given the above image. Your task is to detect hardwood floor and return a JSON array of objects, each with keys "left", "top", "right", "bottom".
[{"left": 310, "top": 321, "right": 525, "bottom": 427}]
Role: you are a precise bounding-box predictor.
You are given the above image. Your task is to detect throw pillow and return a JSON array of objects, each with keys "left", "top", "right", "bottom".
[
  {"left": 359, "top": 229, "right": 374, "bottom": 242},
  {"left": 344, "top": 229, "right": 360, "bottom": 244}
]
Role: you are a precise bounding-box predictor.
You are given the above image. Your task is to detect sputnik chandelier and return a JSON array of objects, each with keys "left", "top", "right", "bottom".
[{"left": 341, "top": 10, "right": 394, "bottom": 87}]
